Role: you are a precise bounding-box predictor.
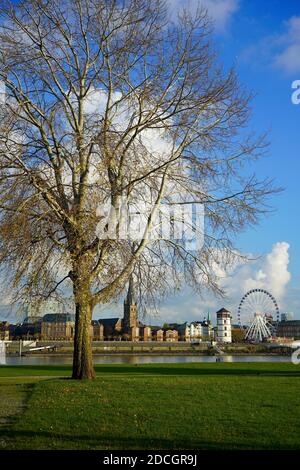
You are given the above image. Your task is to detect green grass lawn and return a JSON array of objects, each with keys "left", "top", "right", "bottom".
[{"left": 1, "top": 363, "right": 300, "bottom": 450}]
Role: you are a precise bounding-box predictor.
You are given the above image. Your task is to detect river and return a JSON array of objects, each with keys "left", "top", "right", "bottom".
[{"left": 1, "top": 354, "right": 291, "bottom": 365}]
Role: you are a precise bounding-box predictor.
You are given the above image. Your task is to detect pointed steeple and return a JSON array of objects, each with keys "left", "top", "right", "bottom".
[
  {"left": 125, "top": 275, "right": 136, "bottom": 306},
  {"left": 123, "top": 275, "right": 138, "bottom": 330}
]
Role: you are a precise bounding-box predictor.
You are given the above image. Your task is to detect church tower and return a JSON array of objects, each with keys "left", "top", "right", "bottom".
[{"left": 123, "top": 276, "right": 138, "bottom": 331}]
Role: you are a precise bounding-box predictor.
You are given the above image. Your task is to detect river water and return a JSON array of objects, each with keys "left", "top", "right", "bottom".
[{"left": 2, "top": 354, "right": 291, "bottom": 365}]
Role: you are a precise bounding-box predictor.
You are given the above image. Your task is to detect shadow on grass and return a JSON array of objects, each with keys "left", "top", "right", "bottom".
[
  {"left": 94, "top": 365, "right": 300, "bottom": 377},
  {"left": 1, "top": 363, "right": 300, "bottom": 378},
  {"left": 1, "top": 428, "right": 296, "bottom": 450}
]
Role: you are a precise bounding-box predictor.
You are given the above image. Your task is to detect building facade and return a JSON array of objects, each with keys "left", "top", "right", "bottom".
[
  {"left": 201, "top": 317, "right": 214, "bottom": 340},
  {"left": 185, "top": 322, "right": 203, "bottom": 342},
  {"left": 9, "top": 316, "right": 43, "bottom": 340},
  {"left": 0, "top": 321, "right": 9, "bottom": 340},
  {"left": 185, "top": 319, "right": 214, "bottom": 342},
  {"left": 165, "top": 329, "right": 179, "bottom": 342},
  {"left": 157, "top": 329, "right": 164, "bottom": 341},
  {"left": 98, "top": 318, "right": 122, "bottom": 339},
  {"left": 166, "top": 323, "right": 187, "bottom": 341},
  {"left": 41, "top": 313, "right": 76, "bottom": 340},
  {"left": 92, "top": 320, "right": 104, "bottom": 341},
  {"left": 142, "top": 326, "right": 152, "bottom": 341},
  {"left": 277, "top": 320, "right": 300, "bottom": 339}
]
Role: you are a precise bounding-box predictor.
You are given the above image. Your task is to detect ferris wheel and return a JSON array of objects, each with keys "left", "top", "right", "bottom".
[{"left": 237, "top": 289, "right": 280, "bottom": 342}]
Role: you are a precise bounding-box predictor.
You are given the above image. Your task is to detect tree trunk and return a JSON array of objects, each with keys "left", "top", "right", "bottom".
[{"left": 72, "top": 300, "right": 95, "bottom": 380}]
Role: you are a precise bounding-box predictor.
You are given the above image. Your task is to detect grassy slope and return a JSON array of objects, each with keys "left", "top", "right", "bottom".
[{"left": 0, "top": 363, "right": 300, "bottom": 450}]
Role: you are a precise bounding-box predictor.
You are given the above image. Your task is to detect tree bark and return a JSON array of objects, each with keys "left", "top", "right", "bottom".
[{"left": 72, "top": 299, "right": 95, "bottom": 380}]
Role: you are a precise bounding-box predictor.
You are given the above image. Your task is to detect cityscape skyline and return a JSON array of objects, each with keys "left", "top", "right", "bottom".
[{"left": 0, "top": 0, "right": 299, "bottom": 322}]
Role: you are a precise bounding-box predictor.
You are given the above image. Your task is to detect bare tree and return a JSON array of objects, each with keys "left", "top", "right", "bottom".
[{"left": 0, "top": 0, "right": 277, "bottom": 379}]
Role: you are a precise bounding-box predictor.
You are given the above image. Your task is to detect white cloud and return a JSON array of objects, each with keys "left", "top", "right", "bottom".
[
  {"left": 244, "top": 16, "right": 300, "bottom": 75},
  {"left": 276, "top": 44, "right": 300, "bottom": 74},
  {"left": 83, "top": 86, "right": 173, "bottom": 156},
  {"left": 274, "top": 16, "right": 300, "bottom": 74},
  {"left": 167, "top": 0, "right": 239, "bottom": 32},
  {"left": 222, "top": 242, "right": 291, "bottom": 303},
  {"left": 158, "top": 242, "right": 294, "bottom": 324}
]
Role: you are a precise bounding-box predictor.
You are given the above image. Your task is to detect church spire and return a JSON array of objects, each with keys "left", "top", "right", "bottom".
[
  {"left": 123, "top": 275, "right": 138, "bottom": 331},
  {"left": 125, "top": 275, "right": 136, "bottom": 305}
]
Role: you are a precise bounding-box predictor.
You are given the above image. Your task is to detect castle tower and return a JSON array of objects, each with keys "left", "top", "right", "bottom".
[
  {"left": 123, "top": 276, "right": 138, "bottom": 331},
  {"left": 216, "top": 308, "right": 232, "bottom": 343}
]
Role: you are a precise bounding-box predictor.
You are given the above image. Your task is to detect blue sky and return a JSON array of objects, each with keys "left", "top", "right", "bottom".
[
  {"left": 93, "top": 0, "right": 300, "bottom": 326},
  {"left": 224, "top": 1, "right": 300, "bottom": 281},
  {"left": 0, "top": 0, "right": 299, "bottom": 325},
  {"left": 150, "top": 0, "right": 300, "bottom": 325}
]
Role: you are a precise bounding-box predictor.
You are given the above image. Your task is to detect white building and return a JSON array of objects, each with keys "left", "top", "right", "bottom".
[
  {"left": 185, "top": 322, "right": 203, "bottom": 342},
  {"left": 202, "top": 319, "right": 214, "bottom": 340},
  {"left": 216, "top": 308, "right": 232, "bottom": 343},
  {"left": 185, "top": 319, "right": 214, "bottom": 342}
]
